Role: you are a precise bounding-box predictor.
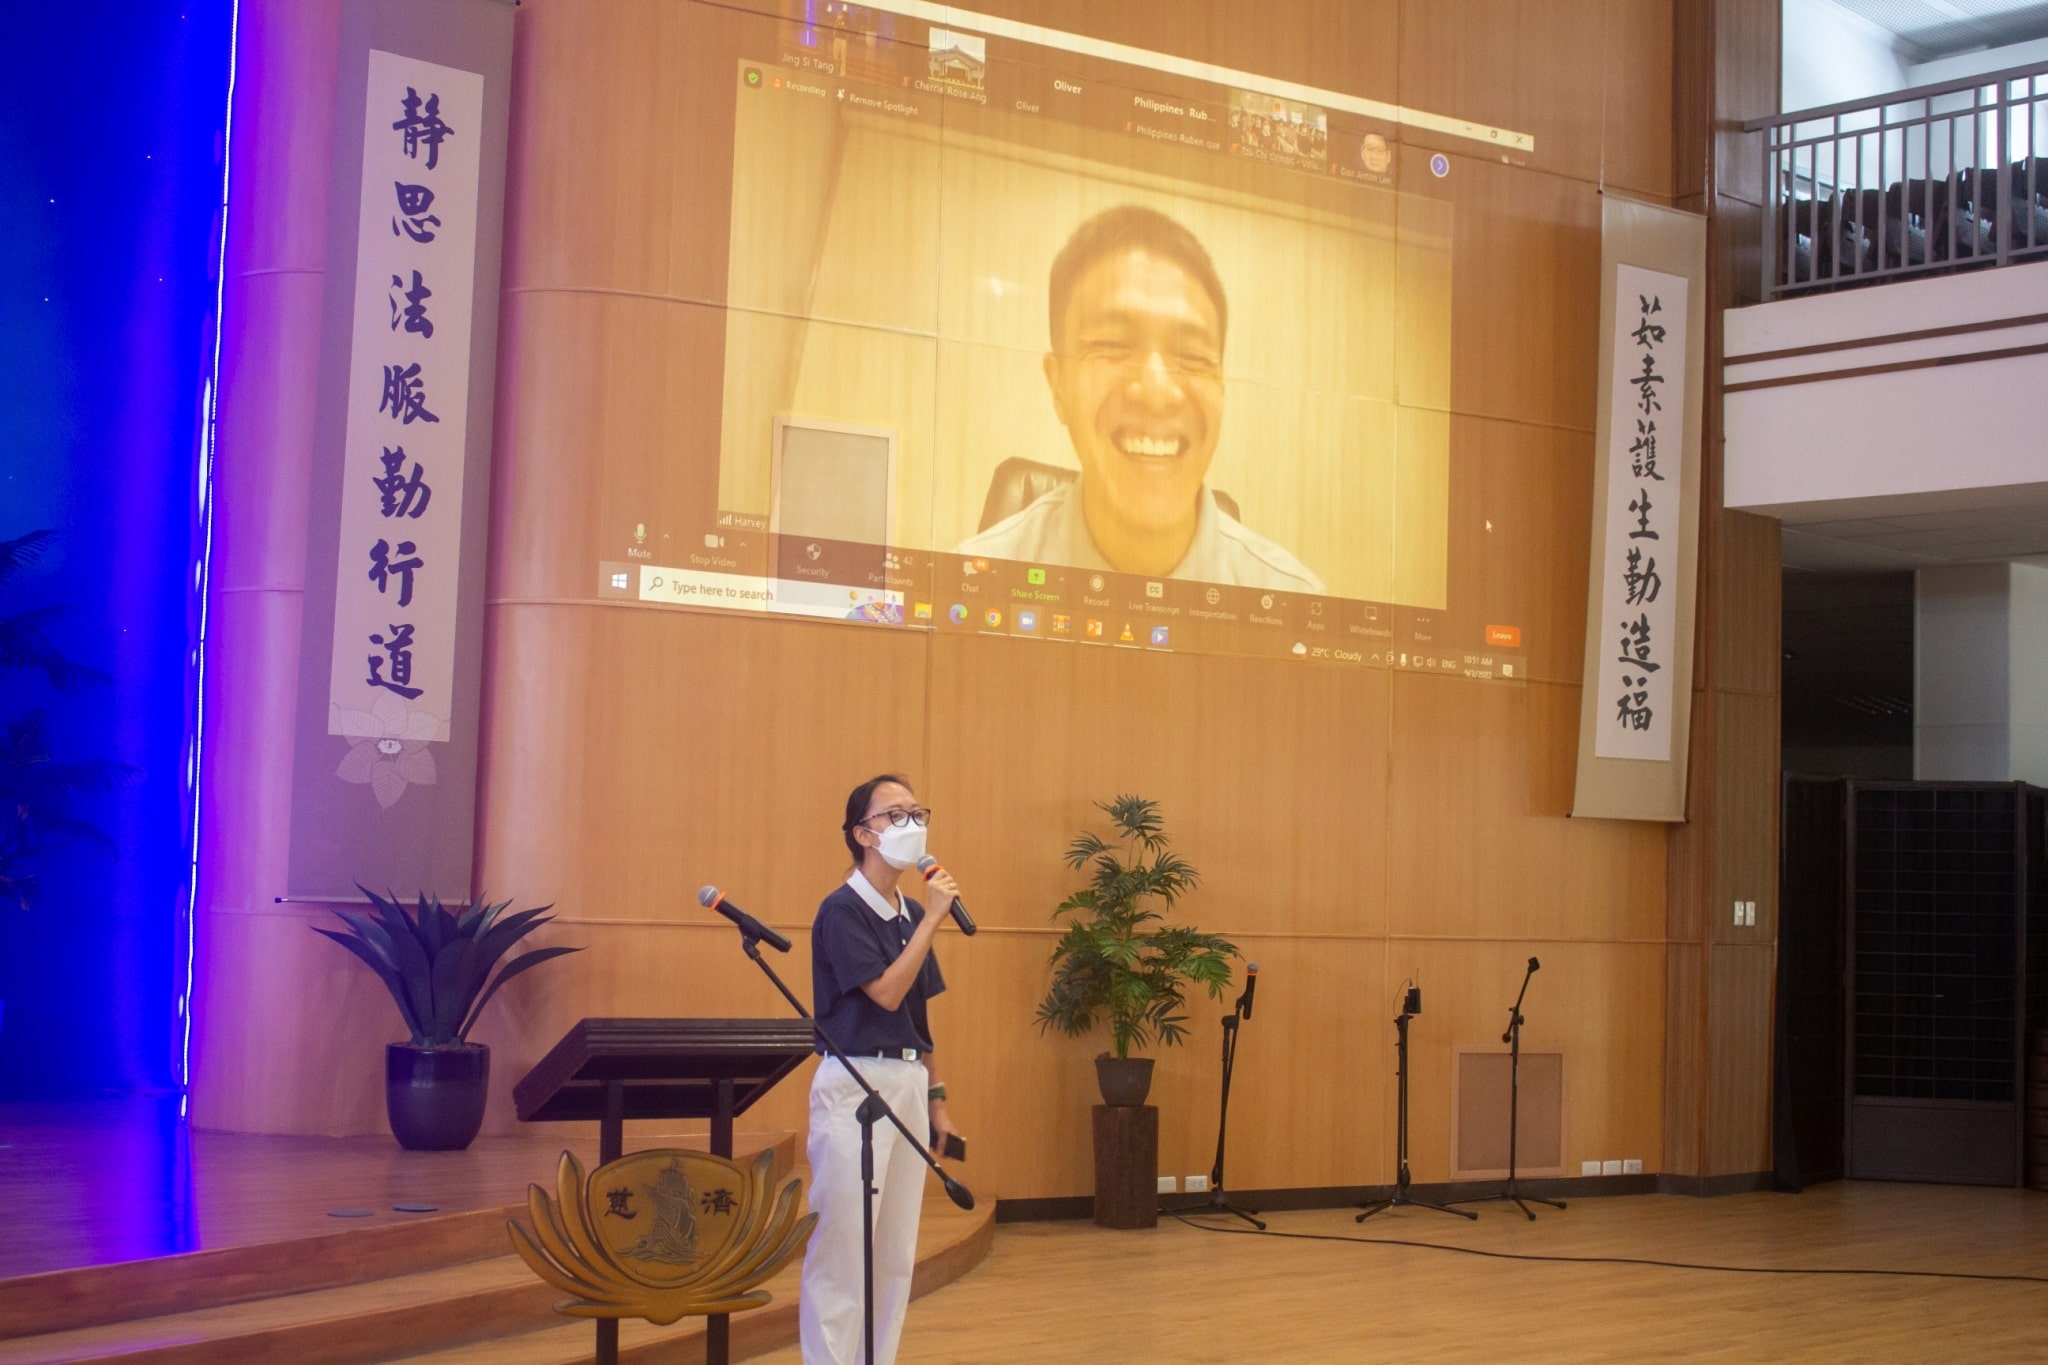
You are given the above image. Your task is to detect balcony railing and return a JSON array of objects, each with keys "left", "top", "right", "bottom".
[{"left": 1747, "top": 63, "right": 2048, "bottom": 300}]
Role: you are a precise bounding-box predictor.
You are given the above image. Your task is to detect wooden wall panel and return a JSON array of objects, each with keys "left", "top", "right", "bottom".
[
  {"left": 487, "top": 291, "right": 727, "bottom": 604},
  {"left": 1707, "top": 943, "right": 1776, "bottom": 1175},
  {"left": 923, "top": 635, "right": 1392, "bottom": 941},
  {"left": 1445, "top": 416, "right": 1594, "bottom": 687},
  {"left": 1660, "top": 0, "right": 1781, "bottom": 1187},
  {"left": 1713, "top": 511, "right": 1782, "bottom": 699},
  {"left": 475, "top": 605, "right": 930, "bottom": 927},
  {"left": 1602, "top": 0, "right": 1676, "bottom": 202},
  {"left": 1662, "top": 940, "right": 1704, "bottom": 1175},
  {"left": 1417, "top": 145, "right": 1602, "bottom": 433},
  {"left": 1386, "top": 676, "right": 1666, "bottom": 944},
  {"left": 1398, "top": 0, "right": 1608, "bottom": 184},
  {"left": 1714, "top": 688, "right": 1781, "bottom": 944},
  {"left": 193, "top": 0, "right": 1751, "bottom": 1202},
  {"left": 1394, "top": 940, "right": 1664, "bottom": 1182},
  {"left": 189, "top": 0, "right": 346, "bottom": 1134}
]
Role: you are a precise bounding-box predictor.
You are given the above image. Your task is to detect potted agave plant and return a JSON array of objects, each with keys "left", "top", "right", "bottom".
[
  {"left": 1036, "top": 796, "right": 1238, "bottom": 1107},
  {"left": 316, "top": 887, "right": 581, "bottom": 1150}
]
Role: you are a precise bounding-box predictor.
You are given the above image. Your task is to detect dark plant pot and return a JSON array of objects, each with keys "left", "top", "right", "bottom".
[
  {"left": 386, "top": 1042, "right": 489, "bottom": 1151},
  {"left": 1095, "top": 1054, "right": 1154, "bottom": 1107}
]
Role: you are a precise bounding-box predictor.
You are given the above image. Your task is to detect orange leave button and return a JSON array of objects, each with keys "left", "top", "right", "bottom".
[{"left": 1484, "top": 624, "right": 1522, "bottom": 648}]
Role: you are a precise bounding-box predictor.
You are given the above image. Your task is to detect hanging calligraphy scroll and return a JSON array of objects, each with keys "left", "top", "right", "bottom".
[
  {"left": 1571, "top": 197, "right": 1705, "bottom": 822},
  {"left": 287, "top": 0, "right": 513, "bottom": 898}
]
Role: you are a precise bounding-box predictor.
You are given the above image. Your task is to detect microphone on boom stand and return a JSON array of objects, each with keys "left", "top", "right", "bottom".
[{"left": 1451, "top": 955, "right": 1564, "bottom": 1221}]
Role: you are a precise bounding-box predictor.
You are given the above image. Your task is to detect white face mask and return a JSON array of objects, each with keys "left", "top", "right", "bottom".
[{"left": 874, "top": 818, "right": 928, "bottom": 870}]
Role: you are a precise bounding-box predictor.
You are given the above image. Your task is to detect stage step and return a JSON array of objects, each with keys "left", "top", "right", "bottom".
[{"left": 0, "top": 1190, "right": 992, "bottom": 1365}]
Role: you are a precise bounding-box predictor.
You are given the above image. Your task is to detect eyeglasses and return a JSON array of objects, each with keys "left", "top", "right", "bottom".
[{"left": 860, "top": 807, "right": 932, "bottom": 829}]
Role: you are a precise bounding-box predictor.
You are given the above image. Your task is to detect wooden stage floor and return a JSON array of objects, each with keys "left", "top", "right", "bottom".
[
  {"left": 4, "top": 1100, "right": 2043, "bottom": 1361},
  {"left": 756, "top": 1182, "right": 2048, "bottom": 1364},
  {"left": 0, "top": 1097, "right": 764, "bottom": 1280}
]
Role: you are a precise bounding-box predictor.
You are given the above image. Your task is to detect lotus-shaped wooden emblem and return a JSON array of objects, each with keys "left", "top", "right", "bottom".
[{"left": 508, "top": 1147, "right": 815, "bottom": 1324}]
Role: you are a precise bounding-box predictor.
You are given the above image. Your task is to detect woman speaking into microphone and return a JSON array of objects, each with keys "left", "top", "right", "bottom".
[{"left": 800, "top": 774, "right": 963, "bottom": 1365}]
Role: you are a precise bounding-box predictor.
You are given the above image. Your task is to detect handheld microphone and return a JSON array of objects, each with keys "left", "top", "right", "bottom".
[
  {"left": 1238, "top": 962, "right": 1259, "bottom": 1020},
  {"left": 696, "top": 886, "right": 792, "bottom": 953},
  {"left": 1528, "top": 956, "right": 1541, "bottom": 972},
  {"left": 913, "top": 856, "right": 977, "bottom": 936}
]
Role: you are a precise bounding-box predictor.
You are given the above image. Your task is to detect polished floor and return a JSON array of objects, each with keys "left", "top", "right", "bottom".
[
  {"left": 755, "top": 1181, "right": 2048, "bottom": 1363},
  {"left": 0, "top": 1098, "right": 777, "bottom": 1279}
]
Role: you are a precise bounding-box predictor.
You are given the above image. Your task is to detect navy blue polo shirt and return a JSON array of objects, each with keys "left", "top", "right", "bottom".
[{"left": 811, "top": 873, "right": 946, "bottom": 1059}]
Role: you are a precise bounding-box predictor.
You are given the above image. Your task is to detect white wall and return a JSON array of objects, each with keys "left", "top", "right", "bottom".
[
  {"left": 2010, "top": 561, "right": 2048, "bottom": 784},
  {"left": 1909, "top": 37, "right": 2048, "bottom": 87},
  {"left": 1914, "top": 562, "right": 2048, "bottom": 784},
  {"left": 1784, "top": 0, "right": 1908, "bottom": 112},
  {"left": 1916, "top": 564, "right": 2013, "bottom": 780},
  {"left": 1724, "top": 260, "right": 2048, "bottom": 515}
]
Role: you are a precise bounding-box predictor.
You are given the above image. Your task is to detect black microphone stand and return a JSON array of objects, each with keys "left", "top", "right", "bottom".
[
  {"left": 1450, "top": 959, "right": 1564, "bottom": 1221},
  {"left": 731, "top": 928, "right": 974, "bottom": 1365},
  {"left": 1359, "top": 989, "right": 1474, "bottom": 1223},
  {"left": 1164, "top": 982, "right": 1264, "bottom": 1229}
]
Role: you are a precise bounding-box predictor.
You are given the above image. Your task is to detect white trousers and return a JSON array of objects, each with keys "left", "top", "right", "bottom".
[{"left": 799, "top": 1055, "right": 930, "bottom": 1365}]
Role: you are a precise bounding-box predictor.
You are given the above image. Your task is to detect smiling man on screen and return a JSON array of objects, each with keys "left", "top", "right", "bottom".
[{"left": 958, "top": 204, "right": 1323, "bottom": 592}]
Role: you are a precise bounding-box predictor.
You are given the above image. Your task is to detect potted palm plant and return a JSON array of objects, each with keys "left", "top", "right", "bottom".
[
  {"left": 316, "top": 887, "right": 582, "bottom": 1150},
  {"left": 1036, "top": 796, "right": 1238, "bottom": 1106}
]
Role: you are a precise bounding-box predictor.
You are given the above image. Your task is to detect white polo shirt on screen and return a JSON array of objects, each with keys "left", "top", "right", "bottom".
[{"left": 957, "top": 481, "right": 1324, "bottom": 592}]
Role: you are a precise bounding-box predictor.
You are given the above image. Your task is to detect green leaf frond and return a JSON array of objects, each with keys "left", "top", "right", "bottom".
[{"left": 1036, "top": 795, "right": 1240, "bottom": 1058}]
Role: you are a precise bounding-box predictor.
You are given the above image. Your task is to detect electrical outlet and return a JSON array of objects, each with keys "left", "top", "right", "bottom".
[
  {"left": 1580, "top": 1160, "right": 1601, "bottom": 1176},
  {"left": 1185, "top": 1174, "right": 1211, "bottom": 1193},
  {"left": 1156, "top": 1175, "right": 1177, "bottom": 1194},
  {"left": 1623, "top": 1158, "right": 1643, "bottom": 1175},
  {"left": 1746, "top": 901, "right": 1757, "bottom": 927},
  {"left": 1732, "top": 899, "right": 1744, "bottom": 925},
  {"left": 1601, "top": 1159, "right": 1622, "bottom": 1176}
]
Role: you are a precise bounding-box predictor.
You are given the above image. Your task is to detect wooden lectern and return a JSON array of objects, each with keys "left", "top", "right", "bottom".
[{"left": 514, "top": 1017, "right": 817, "bottom": 1365}]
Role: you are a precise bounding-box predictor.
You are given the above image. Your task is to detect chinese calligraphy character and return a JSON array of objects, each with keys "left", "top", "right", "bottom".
[
  {"left": 1631, "top": 297, "right": 1666, "bottom": 349},
  {"left": 1616, "top": 612, "right": 1659, "bottom": 672},
  {"left": 379, "top": 362, "right": 440, "bottom": 425},
  {"left": 700, "top": 1187, "right": 738, "bottom": 1216},
  {"left": 1616, "top": 673, "right": 1653, "bottom": 731},
  {"left": 603, "top": 1187, "right": 638, "bottom": 1220},
  {"left": 392, "top": 181, "right": 440, "bottom": 243},
  {"left": 373, "top": 446, "right": 432, "bottom": 519},
  {"left": 389, "top": 270, "right": 434, "bottom": 339},
  {"left": 1633, "top": 353, "right": 1664, "bottom": 416},
  {"left": 1623, "top": 546, "right": 1661, "bottom": 605},
  {"left": 366, "top": 623, "right": 423, "bottom": 699},
  {"left": 1629, "top": 418, "right": 1663, "bottom": 481},
  {"left": 393, "top": 88, "right": 454, "bottom": 170},
  {"left": 368, "top": 539, "right": 423, "bottom": 608},
  {"left": 1628, "top": 488, "right": 1659, "bottom": 540}
]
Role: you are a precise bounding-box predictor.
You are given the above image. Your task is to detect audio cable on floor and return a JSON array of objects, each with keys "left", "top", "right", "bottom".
[{"left": 1167, "top": 1210, "right": 2048, "bottom": 1284}]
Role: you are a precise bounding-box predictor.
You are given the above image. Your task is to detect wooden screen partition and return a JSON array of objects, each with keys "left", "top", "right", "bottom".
[{"left": 190, "top": 0, "right": 1783, "bottom": 1211}]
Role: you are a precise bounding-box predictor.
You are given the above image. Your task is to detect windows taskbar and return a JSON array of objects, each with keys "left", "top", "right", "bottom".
[{"left": 597, "top": 545, "right": 1526, "bottom": 680}]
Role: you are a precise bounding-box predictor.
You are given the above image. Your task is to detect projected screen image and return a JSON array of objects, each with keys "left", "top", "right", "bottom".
[{"left": 596, "top": 1, "right": 1525, "bottom": 680}]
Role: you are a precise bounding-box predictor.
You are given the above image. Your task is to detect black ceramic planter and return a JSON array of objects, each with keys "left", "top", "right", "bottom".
[
  {"left": 386, "top": 1042, "right": 489, "bottom": 1151},
  {"left": 1095, "top": 1054, "right": 1155, "bottom": 1107}
]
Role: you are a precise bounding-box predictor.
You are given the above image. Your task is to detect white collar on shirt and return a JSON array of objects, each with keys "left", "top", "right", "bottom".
[{"left": 846, "top": 868, "right": 906, "bottom": 922}]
